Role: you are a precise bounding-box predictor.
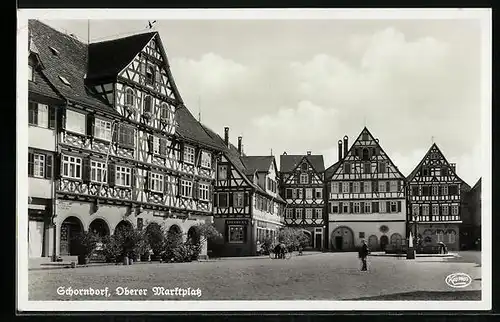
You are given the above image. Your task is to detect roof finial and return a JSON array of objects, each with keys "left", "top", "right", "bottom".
[
  {"left": 147, "top": 20, "right": 157, "bottom": 30},
  {"left": 271, "top": 148, "right": 273, "bottom": 156},
  {"left": 431, "top": 136, "right": 435, "bottom": 144},
  {"left": 198, "top": 95, "right": 201, "bottom": 122},
  {"left": 364, "top": 116, "right": 367, "bottom": 127}
]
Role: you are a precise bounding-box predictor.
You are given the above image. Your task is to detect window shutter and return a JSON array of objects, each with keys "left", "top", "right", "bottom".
[
  {"left": 339, "top": 202, "right": 343, "bottom": 213},
  {"left": 397, "top": 180, "right": 401, "bottom": 192},
  {"left": 108, "top": 162, "right": 116, "bottom": 186},
  {"left": 229, "top": 192, "right": 234, "bottom": 207},
  {"left": 373, "top": 202, "right": 379, "bottom": 213},
  {"left": 131, "top": 168, "right": 136, "bottom": 188},
  {"left": 28, "top": 152, "right": 34, "bottom": 176},
  {"left": 176, "top": 177, "right": 181, "bottom": 196},
  {"left": 45, "top": 154, "right": 53, "bottom": 179},
  {"left": 144, "top": 171, "right": 150, "bottom": 192},
  {"left": 179, "top": 142, "right": 184, "bottom": 163},
  {"left": 147, "top": 135, "right": 154, "bottom": 154},
  {"left": 54, "top": 154, "right": 61, "bottom": 179},
  {"left": 163, "top": 175, "right": 169, "bottom": 193},
  {"left": 397, "top": 201, "right": 402, "bottom": 212},
  {"left": 360, "top": 182, "right": 364, "bottom": 193},
  {"left": 140, "top": 59, "right": 146, "bottom": 83},
  {"left": 373, "top": 181, "right": 378, "bottom": 192},
  {"left": 244, "top": 192, "right": 249, "bottom": 207},
  {"left": 86, "top": 114, "right": 95, "bottom": 136},
  {"left": 58, "top": 108, "right": 66, "bottom": 130},
  {"left": 349, "top": 202, "right": 353, "bottom": 214},
  {"left": 159, "top": 138, "right": 167, "bottom": 156},
  {"left": 48, "top": 106, "right": 56, "bottom": 129},
  {"left": 386, "top": 201, "right": 390, "bottom": 213},
  {"left": 83, "top": 157, "right": 91, "bottom": 182},
  {"left": 360, "top": 202, "right": 364, "bottom": 213},
  {"left": 349, "top": 182, "right": 353, "bottom": 193},
  {"left": 386, "top": 181, "right": 390, "bottom": 192},
  {"left": 155, "top": 68, "right": 161, "bottom": 88},
  {"left": 113, "top": 123, "right": 118, "bottom": 142},
  {"left": 193, "top": 181, "right": 199, "bottom": 200}
]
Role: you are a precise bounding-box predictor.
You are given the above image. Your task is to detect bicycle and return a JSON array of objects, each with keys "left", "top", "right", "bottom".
[{"left": 268, "top": 245, "right": 293, "bottom": 260}]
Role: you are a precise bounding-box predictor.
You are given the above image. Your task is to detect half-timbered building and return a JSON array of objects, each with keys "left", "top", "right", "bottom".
[
  {"left": 280, "top": 152, "right": 326, "bottom": 250},
  {"left": 28, "top": 20, "right": 221, "bottom": 259},
  {"left": 326, "top": 127, "right": 407, "bottom": 252},
  {"left": 203, "top": 127, "right": 286, "bottom": 256},
  {"left": 27, "top": 31, "right": 65, "bottom": 258},
  {"left": 406, "top": 143, "right": 470, "bottom": 251}
]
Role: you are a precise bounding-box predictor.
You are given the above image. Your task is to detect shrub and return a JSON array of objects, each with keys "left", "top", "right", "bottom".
[
  {"left": 101, "top": 235, "right": 122, "bottom": 263},
  {"left": 113, "top": 225, "right": 147, "bottom": 260},
  {"left": 173, "top": 243, "right": 194, "bottom": 262},
  {"left": 145, "top": 223, "right": 165, "bottom": 257},
  {"left": 161, "top": 231, "right": 183, "bottom": 262},
  {"left": 73, "top": 230, "right": 101, "bottom": 262}
]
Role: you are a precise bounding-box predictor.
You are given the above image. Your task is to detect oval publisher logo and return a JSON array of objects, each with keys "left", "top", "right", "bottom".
[{"left": 445, "top": 273, "right": 472, "bottom": 288}]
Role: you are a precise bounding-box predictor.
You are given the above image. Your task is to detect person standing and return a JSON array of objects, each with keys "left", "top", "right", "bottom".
[{"left": 358, "top": 239, "right": 370, "bottom": 271}]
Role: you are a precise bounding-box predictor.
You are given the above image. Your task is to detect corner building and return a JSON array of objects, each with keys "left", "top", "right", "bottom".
[{"left": 326, "top": 127, "right": 407, "bottom": 251}]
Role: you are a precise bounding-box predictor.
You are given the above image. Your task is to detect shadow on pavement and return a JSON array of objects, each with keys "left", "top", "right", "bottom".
[{"left": 349, "top": 290, "right": 481, "bottom": 301}]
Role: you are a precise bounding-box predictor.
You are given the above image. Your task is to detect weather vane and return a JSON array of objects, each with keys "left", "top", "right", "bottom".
[{"left": 147, "top": 20, "right": 157, "bottom": 29}]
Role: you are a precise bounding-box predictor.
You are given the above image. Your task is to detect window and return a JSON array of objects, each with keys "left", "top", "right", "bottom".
[
  {"left": 216, "top": 193, "right": 228, "bottom": 208},
  {"left": 301, "top": 163, "right": 308, "bottom": 171},
  {"left": 442, "top": 205, "right": 449, "bottom": 216},
  {"left": 364, "top": 162, "right": 371, "bottom": 174},
  {"left": 390, "top": 201, "right": 397, "bottom": 213},
  {"left": 442, "top": 167, "right": 449, "bottom": 176},
  {"left": 448, "top": 230, "right": 456, "bottom": 243},
  {"left": 342, "top": 182, "right": 349, "bottom": 193},
  {"left": 432, "top": 185, "right": 439, "bottom": 196},
  {"left": 342, "top": 203, "right": 349, "bottom": 213},
  {"left": 218, "top": 165, "right": 227, "bottom": 180},
  {"left": 199, "top": 183, "right": 209, "bottom": 201},
  {"left": 432, "top": 204, "right": 439, "bottom": 215},
  {"left": 28, "top": 102, "right": 49, "bottom": 128},
  {"left": 344, "top": 163, "right": 351, "bottom": 174},
  {"left": 182, "top": 146, "right": 196, "bottom": 165},
  {"left": 422, "top": 204, "right": 429, "bottom": 216},
  {"left": 431, "top": 167, "right": 441, "bottom": 177},
  {"left": 449, "top": 185, "right": 459, "bottom": 195},
  {"left": 353, "top": 182, "right": 360, "bottom": 193},
  {"left": 305, "top": 208, "right": 313, "bottom": 218},
  {"left": 315, "top": 188, "right": 322, "bottom": 199},
  {"left": 143, "top": 96, "right": 153, "bottom": 114},
  {"left": 201, "top": 151, "right": 211, "bottom": 168},
  {"left": 152, "top": 136, "right": 160, "bottom": 155},
  {"left": 361, "top": 148, "right": 370, "bottom": 161},
  {"left": 379, "top": 201, "right": 386, "bottom": 213},
  {"left": 295, "top": 208, "right": 303, "bottom": 218},
  {"left": 422, "top": 167, "right": 429, "bottom": 176},
  {"left": 160, "top": 103, "right": 171, "bottom": 122},
  {"left": 305, "top": 188, "right": 313, "bottom": 199},
  {"left": 33, "top": 153, "right": 45, "bottom": 178},
  {"left": 359, "top": 232, "right": 366, "bottom": 239},
  {"left": 59, "top": 75, "right": 71, "bottom": 86},
  {"left": 442, "top": 185, "right": 448, "bottom": 196},
  {"left": 315, "top": 208, "right": 322, "bottom": 218},
  {"left": 286, "top": 208, "right": 293, "bottom": 218},
  {"left": 66, "top": 109, "right": 86, "bottom": 134},
  {"left": 364, "top": 202, "right": 372, "bottom": 213},
  {"left": 437, "top": 230, "right": 444, "bottom": 242},
  {"left": 115, "top": 165, "right": 131, "bottom": 187},
  {"left": 378, "top": 181, "right": 386, "bottom": 192},
  {"left": 422, "top": 186, "right": 430, "bottom": 196},
  {"left": 331, "top": 202, "right": 339, "bottom": 213},
  {"left": 233, "top": 192, "right": 244, "bottom": 208},
  {"left": 332, "top": 182, "right": 339, "bottom": 193},
  {"left": 62, "top": 155, "right": 82, "bottom": 179},
  {"left": 451, "top": 205, "right": 459, "bottom": 216},
  {"left": 378, "top": 161, "right": 386, "bottom": 173},
  {"left": 94, "top": 119, "right": 112, "bottom": 141},
  {"left": 411, "top": 186, "right": 419, "bottom": 196},
  {"left": 146, "top": 65, "right": 155, "bottom": 86},
  {"left": 118, "top": 124, "right": 135, "bottom": 147},
  {"left": 285, "top": 188, "right": 293, "bottom": 199},
  {"left": 354, "top": 202, "right": 360, "bottom": 214},
  {"left": 412, "top": 204, "right": 420, "bottom": 216},
  {"left": 363, "top": 181, "right": 371, "bottom": 193},
  {"left": 297, "top": 188, "right": 303, "bottom": 199},
  {"left": 179, "top": 179, "right": 192, "bottom": 197},
  {"left": 228, "top": 226, "right": 244, "bottom": 243},
  {"left": 90, "top": 160, "right": 107, "bottom": 184},
  {"left": 149, "top": 173, "right": 164, "bottom": 193},
  {"left": 28, "top": 64, "right": 33, "bottom": 81},
  {"left": 390, "top": 181, "right": 398, "bottom": 192},
  {"left": 125, "top": 88, "right": 135, "bottom": 107},
  {"left": 291, "top": 189, "right": 297, "bottom": 199},
  {"left": 300, "top": 173, "right": 309, "bottom": 184}
]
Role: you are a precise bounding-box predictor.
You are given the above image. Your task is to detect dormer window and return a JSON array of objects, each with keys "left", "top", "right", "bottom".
[
  {"left": 28, "top": 64, "right": 34, "bottom": 82},
  {"left": 49, "top": 46, "right": 59, "bottom": 56},
  {"left": 125, "top": 88, "right": 135, "bottom": 107},
  {"left": 59, "top": 75, "right": 71, "bottom": 86},
  {"left": 146, "top": 65, "right": 155, "bottom": 85}
]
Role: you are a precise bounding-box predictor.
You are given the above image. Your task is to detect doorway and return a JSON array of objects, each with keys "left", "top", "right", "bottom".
[
  {"left": 60, "top": 216, "right": 83, "bottom": 256},
  {"left": 335, "top": 236, "right": 343, "bottom": 250},
  {"left": 380, "top": 235, "right": 389, "bottom": 251}
]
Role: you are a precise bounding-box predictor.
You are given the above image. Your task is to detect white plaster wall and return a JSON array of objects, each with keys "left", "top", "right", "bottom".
[{"left": 29, "top": 126, "right": 56, "bottom": 151}]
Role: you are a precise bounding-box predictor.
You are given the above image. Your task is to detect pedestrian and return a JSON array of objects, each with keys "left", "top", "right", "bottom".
[{"left": 358, "top": 239, "right": 369, "bottom": 271}]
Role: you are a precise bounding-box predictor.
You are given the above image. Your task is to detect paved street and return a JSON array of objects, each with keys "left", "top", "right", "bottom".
[{"left": 28, "top": 252, "right": 481, "bottom": 301}]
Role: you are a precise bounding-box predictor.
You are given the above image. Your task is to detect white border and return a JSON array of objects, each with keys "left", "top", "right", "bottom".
[{"left": 17, "top": 8, "right": 492, "bottom": 312}]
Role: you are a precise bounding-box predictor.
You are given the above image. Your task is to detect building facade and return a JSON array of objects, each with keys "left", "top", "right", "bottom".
[
  {"left": 326, "top": 128, "right": 407, "bottom": 252},
  {"left": 406, "top": 143, "right": 469, "bottom": 251},
  {"left": 204, "top": 127, "right": 286, "bottom": 256},
  {"left": 28, "top": 20, "right": 221, "bottom": 259},
  {"left": 280, "top": 152, "right": 326, "bottom": 250}
]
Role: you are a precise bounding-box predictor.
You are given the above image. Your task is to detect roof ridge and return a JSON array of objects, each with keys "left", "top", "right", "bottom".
[
  {"left": 31, "top": 19, "right": 87, "bottom": 47},
  {"left": 89, "top": 31, "right": 157, "bottom": 45}
]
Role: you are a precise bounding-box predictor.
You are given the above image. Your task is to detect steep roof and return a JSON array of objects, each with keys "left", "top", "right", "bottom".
[
  {"left": 280, "top": 154, "right": 325, "bottom": 173},
  {"left": 324, "top": 161, "right": 341, "bottom": 181},
  {"left": 175, "top": 106, "right": 225, "bottom": 151},
  {"left": 28, "top": 20, "right": 118, "bottom": 115},
  {"left": 86, "top": 32, "right": 156, "bottom": 81},
  {"left": 29, "top": 67, "right": 62, "bottom": 101},
  {"left": 407, "top": 143, "right": 467, "bottom": 185},
  {"left": 472, "top": 177, "right": 482, "bottom": 191},
  {"left": 241, "top": 156, "right": 274, "bottom": 175}
]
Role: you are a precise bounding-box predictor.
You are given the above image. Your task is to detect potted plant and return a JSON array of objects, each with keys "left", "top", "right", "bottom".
[{"left": 73, "top": 231, "right": 100, "bottom": 265}]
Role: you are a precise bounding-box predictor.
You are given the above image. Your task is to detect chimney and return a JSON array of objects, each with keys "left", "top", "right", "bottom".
[
  {"left": 238, "top": 136, "right": 243, "bottom": 155},
  {"left": 343, "top": 135, "right": 348, "bottom": 157},
  {"left": 338, "top": 140, "right": 343, "bottom": 161},
  {"left": 224, "top": 127, "right": 229, "bottom": 148},
  {"left": 450, "top": 163, "right": 456, "bottom": 173},
  {"left": 307, "top": 151, "right": 311, "bottom": 156}
]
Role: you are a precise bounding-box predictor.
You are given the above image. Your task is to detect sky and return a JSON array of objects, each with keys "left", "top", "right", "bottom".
[{"left": 39, "top": 17, "right": 485, "bottom": 186}]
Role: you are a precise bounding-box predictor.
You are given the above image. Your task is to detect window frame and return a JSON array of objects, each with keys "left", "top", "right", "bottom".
[
  {"left": 295, "top": 208, "right": 303, "bottom": 218},
  {"left": 331, "top": 202, "right": 339, "bottom": 214},
  {"left": 233, "top": 192, "right": 244, "bottom": 208},
  {"left": 364, "top": 202, "right": 372, "bottom": 213},
  {"left": 332, "top": 182, "right": 339, "bottom": 194},
  {"left": 200, "top": 151, "right": 211, "bottom": 169},
  {"left": 115, "top": 165, "right": 132, "bottom": 187},
  {"left": 61, "top": 155, "right": 83, "bottom": 180},
  {"left": 390, "top": 201, "right": 397, "bottom": 213},
  {"left": 342, "top": 182, "right": 349, "bottom": 193},
  {"left": 305, "top": 188, "right": 313, "bottom": 199},
  {"left": 378, "top": 181, "right": 386, "bottom": 192},
  {"left": 90, "top": 159, "right": 108, "bottom": 184},
  {"left": 353, "top": 202, "right": 360, "bottom": 214},
  {"left": 180, "top": 179, "right": 193, "bottom": 198},
  {"left": 145, "top": 65, "right": 155, "bottom": 86},
  {"left": 305, "top": 208, "right": 313, "bottom": 219},
  {"left": 218, "top": 165, "right": 228, "bottom": 180},
  {"left": 149, "top": 172, "right": 164, "bottom": 193},
  {"left": 184, "top": 146, "right": 196, "bottom": 165},
  {"left": 125, "top": 88, "right": 135, "bottom": 107},
  {"left": 299, "top": 173, "right": 309, "bottom": 184},
  {"left": 199, "top": 183, "right": 210, "bottom": 201},
  {"left": 94, "top": 118, "right": 113, "bottom": 142},
  {"left": 228, "top": 225, "right": 245, "bottom": 244},
  {"left": 33, "top": 153, "right": 45, "bottom": 178},
  {"left": 218, "top": 192, "right": 229, "bottom": 208},
  {"left": 65, "top": 109, "right": 86, "bottom": 135}
]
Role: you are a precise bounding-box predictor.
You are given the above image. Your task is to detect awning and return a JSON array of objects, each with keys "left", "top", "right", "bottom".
[{"left": 28, "top": 204, "right": 46, "bottom": 210}]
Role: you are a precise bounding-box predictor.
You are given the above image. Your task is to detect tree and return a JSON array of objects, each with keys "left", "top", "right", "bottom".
[
  {"left": 144, "top": 223, "right": 165, "bottom": 258},
  {"left": 188, "top": 222, "right": 223, "bottom": 260},
  {"left": 73, "top": 230, "right": 101, "bottom": 264}
]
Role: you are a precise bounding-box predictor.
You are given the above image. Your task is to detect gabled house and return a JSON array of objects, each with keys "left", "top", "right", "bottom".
[
  {"left": 406, "top": 143, "right": 470, "bottom": 251},
  {"left": 279, "top": 152, "right": 326, "bottom": 250},
  {"left": 28, "top": 20, "right": 222, "bottom": 259},
  {"left": 202, "top": 126, "right": 286, "bottom": 257}
]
